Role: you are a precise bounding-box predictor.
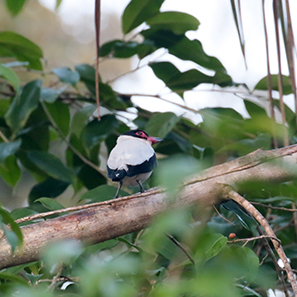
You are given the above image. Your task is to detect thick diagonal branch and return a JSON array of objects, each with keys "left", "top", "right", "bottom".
[{"left": 1, "top": 145, "right": 297, "bottom": 273}]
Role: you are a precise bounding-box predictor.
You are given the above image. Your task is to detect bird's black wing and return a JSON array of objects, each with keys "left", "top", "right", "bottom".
[
  {"left": 126, "top": 154, "right": 157, "bottom": 177},
  {"left": 107, "top": 166, "right": 127, "bottom": 182}
]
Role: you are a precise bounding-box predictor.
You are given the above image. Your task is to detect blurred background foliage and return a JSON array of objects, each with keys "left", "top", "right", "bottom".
[{"left": 0, "top": 0, "right": 297, "bottom": 296}]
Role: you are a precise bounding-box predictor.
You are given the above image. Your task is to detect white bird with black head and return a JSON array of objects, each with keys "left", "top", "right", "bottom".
[{"left": 107, "top": 130, "right": 162, "bottom": 197}]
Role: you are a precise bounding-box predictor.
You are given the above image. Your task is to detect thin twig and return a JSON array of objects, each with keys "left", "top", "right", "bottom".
[
  {"left": 0, "top": 130, "right": 9, "bottom": 143},
  {"left": 40, "top": 101, "right": 104, "bottom": 174},
  {"left": 95, "top": 0, "right": 101, "bottom": 120},
  {"left": 14, "top": 187, "right": 161, "bottom": 224},
  {"left": 291, "top": 203, "right": 297, "bottom": 239},
  {"left": 228, "top": 234, "right": 281, "bottom": 245},
  {"left": 166, "top": 234, "right": 195, "bottom": 265},
  {"left": 213, "top": 205, "right": 236, "bottom": 225},
  {"left": 262, "top": 0, "right": 278, "bottom": 148},
  {"left": 273, "top": 0, "right": 289, "bottom": 146},
  {"left": 222, "top": 187, "right": 297, "bottom": 295},
  {"left": 252, "top": 202, "right": 297, "bottom": 212}
]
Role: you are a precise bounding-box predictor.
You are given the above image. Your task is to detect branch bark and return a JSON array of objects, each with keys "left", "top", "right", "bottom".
[{"left": 1, "top": 145, "right": 297, "bottom": 274}]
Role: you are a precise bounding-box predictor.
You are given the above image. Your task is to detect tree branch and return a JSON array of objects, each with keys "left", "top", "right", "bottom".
[
  {"left": 222, "top": 188, "right": 297, "bottom": 295},
  {"left": 1, "top": 145, "right": 297, "bottom": 286}
]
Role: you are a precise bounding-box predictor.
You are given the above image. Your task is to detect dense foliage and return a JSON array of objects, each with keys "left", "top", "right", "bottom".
[{"left": 0, "top": 0, "right": 296, "bottom": 296}]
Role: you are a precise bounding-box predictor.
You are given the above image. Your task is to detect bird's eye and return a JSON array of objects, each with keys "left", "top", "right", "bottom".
[{"left": 136, "top": 131, "right": 146, "bottom": 138}]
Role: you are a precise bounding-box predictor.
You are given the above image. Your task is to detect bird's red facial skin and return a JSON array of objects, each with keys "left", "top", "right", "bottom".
[{"left": 136, "top": 131, "right": 147, "bottom": 139}]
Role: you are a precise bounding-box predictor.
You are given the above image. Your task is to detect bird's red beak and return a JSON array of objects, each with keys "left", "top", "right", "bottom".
[{"left": 147, "top": 136, "right": 163, "bottom": 145}]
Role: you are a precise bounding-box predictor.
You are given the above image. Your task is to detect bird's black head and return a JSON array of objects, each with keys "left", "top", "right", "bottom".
[
  {"left": 123, "top": 130, "right": 149, "bottom": 140},
  {"left": 122, "top": 130, "right": 162, "bottom": 144}
]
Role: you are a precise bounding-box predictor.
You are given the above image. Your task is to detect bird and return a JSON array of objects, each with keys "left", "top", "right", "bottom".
[{"left": 107, "top": 129, "right": 162, "bottom": 198}]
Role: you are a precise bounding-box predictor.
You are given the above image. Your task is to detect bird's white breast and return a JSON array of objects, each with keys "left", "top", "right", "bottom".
[{"left": 107, "top": 136, "right": 155, "bottom": 170}]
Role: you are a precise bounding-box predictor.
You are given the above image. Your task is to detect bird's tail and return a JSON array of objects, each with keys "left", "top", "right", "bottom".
[{"left": 107, "top": 167, "right": 127, "bottom": 182}]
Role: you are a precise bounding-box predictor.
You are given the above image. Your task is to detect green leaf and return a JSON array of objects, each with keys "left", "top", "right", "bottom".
[
  {"left": 142, "top": 30, "right": 226, "bottom": 72},
  {"left": 82, "top": 115, "right": 119, "bottom": 153},
  {"left": 244, "top": 100, "right": 267, "bottom": 118},
  {"left": 0, "top": 207, "right": 23, "bottom": 252},
  {"left": 29, "top": 178, "right": 70, "bottom": 203},
  {"left": 155, "top": 155, "right": 200, "bottom": 195},
  {"left": 0, "top": 271, "right": 29, "bottom": 285},
  {"left": 0, "top": 155, "right": 22, "bottom": 186},
  {"left": 0, "top": 31, "right": 43, "bottom": 70},
  {"left": 55, "top": 0, "right": 62, "bottom": 9},
  {"left": 35, "top": 197, "right": 65, "bottom": 211},
  {"left": 45, "top": 101, "right": 70, "bottom": 136},
  {"left": 0, "top": 62, "right": 20, "bottom": 91},
  {"left": 150, "top": 62, "right": 232, "bottom": 96},
  {"left": 147, "top": 11, "right": 199, "bottom": 34},
  {"left": 70, "top": 104, "right": 97, "bottom": 138},
  {"left": 255, "top": 74, "right": 293, "bottom": 95},
  {"left": 52, "top": 67, "right": 80, "bottom": 86},
  {"left": 5, "top": 80, "right": 42, "bottom": 135},
  {"left": 99, "top": 40, "right": 156, "bottom": 59},
  {"left": 0, "top": 139, "right": 22, "bottom": 163},
  {"left": 40, "top": 86, "right": 67, "bottom": 103},
  {"left": 5, "top": 0, "right": 27, "bottom": 16},
  {"left": 80, "top": 185, "right": 129, "bottom": 202},
  {"left": 122, "top": 0, "right": 165, "bottom": 34},
  {"left": 145, "top": 112, "right": 180, "bottom": 138},
  {"left": 75, "top": 63, "right": 96, "bottom": 94},
  {"left": 27, "top": 151, "right": 73, "bottom": 183},
  {"left": 10, "top": 208, "right": 37, "bottom": 220},
  {"left": 77, "top": 164, "right": 106, "bottom": 190},
  {"left": 204, "top": 235, "right": 228, "bottom": 262}
]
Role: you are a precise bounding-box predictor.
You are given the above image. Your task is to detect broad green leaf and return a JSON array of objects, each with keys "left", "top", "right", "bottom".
[
  {"left": 24, "top": 273, "right": 44, "bottom": 285},
  {"left": 142, "top": 30, "right": 226, "bottom": 71},
  {"left": 254, "top": 74, "right": 293, "bottom": 95},
  {"left": 150, "top": 62, "right": 232, "bottom": 96},
  {"left": 82, "top": 115, "right": 119, "bottom": 153},
  {"left": 0, "top": 139, "right": 22, "bottom": 163},
  {"left": 99, "top": 39, "right": 156, "bottom": 59},
  {"left": 122, "top": 0, "right": 164, "bottom": 34},
  {"left": 40, "top": 86, "right": 67, "bottom": 103},
  {"left": 55, "top": 0, "right": 62, "bottom": 9},
  {"left": 29, "top": 178, "right": 70, "bottom": 203},
  {"left": 45, "top": 101, "right": 70, "bottom": 136},
  {"left": 5, "top": 79, "right": 42, "bottom": 135},
  {"left": 27, "top": 151, "right": 73, "bottom": 183},
  {"left": 77, "top": 164, "right": 106, "bottom": 190},
  {"left": 204, "top": 235, "right": 228, "bottom": 262},
  {"left": 156, "top": 155, "right": 200, "bottom": 195},
  {"left": 5, "top": 0, "right": 27, "bottom": 16},
  {"left": 0, "top": 99, "right": 10, "bottom": 117},
  {"left": 80, "top": 185, "right": 129, "bottom": 202},
  {"left": 35, "top": 197, "right": 65, "bottom": 211},
  {"left": 0, "top": 207, "right": 23, "bottom": 252},
  {"left": 18, "top": 104, "right": 50, "bottom": 151},
  {"left": 11, "top": 208, "right": 37, "bottom": 220},
  {"left": 75, "top": 63, "right": 96, "bottom": 93},
  {"left": 52, "top": 67, "right": 80, "bottom": 86},
  {"left": 155, "top": 131, "right": 193, "bottom": 155},
  {"left": 244, "top": 100, "right": 267, "bottom": 118},
  {"left": 0, "top": 272, "right": 28, "bottom": 285},
  {"left": 70, "top": 104, "right": 97, "bottom": 138},
  {"left": 0, "top": 155, "right": 22, "bottom": 187},
  {"left": 100, "top": 40, "right": 141, "bottom": 58},
  {"left": 145, "top": 112, "right": 180, "bottom": 138},
  {"left": 42, "top": 239, "right": 83, "bottom": 267},
  {"left": 0, "top": 31, "right": 43, "bottom": 70},
  {"left": 0, "top": 62, "right": 20, "bottom": 91},
  {"left": 147, "top": 12, "right": 200, "bottom": 34}
]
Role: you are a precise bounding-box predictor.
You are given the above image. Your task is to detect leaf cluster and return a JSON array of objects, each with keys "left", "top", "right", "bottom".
[{"left": 0, "top": 0, "right": 297, "bottom": 296}]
